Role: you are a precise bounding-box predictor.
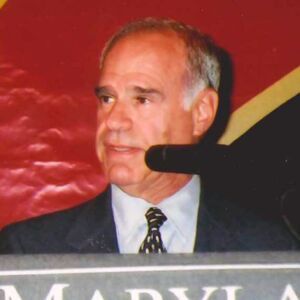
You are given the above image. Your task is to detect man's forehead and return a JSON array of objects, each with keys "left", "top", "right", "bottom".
[
  {"left": 98, "top": 30, "right": 188, "bottom": 92},
  {"left": 103, "top": 30, "right": 186, "bottom": 65}
]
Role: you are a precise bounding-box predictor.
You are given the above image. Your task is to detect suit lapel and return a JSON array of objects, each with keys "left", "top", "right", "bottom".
[
  {"left": 66, "top": 187, "right": 119, "bottom": 253},
  {"left": 65, "top": 182, "right": 244, "bottom": 253}
]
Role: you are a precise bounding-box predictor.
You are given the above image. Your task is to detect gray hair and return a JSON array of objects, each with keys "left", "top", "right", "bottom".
[{"left": 99, "top": 17, "right": 221, "bottom": 109}]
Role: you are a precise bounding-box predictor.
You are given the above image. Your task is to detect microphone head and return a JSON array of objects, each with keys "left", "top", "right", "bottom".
[{"left": 145, "top": 144, "right": 205, "bottom": 174}]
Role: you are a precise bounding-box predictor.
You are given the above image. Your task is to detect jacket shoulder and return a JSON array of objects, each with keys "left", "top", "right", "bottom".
[
  {"left": 199, "top": 185, "right": 299, "bottom": 251},
  {"left": 0, "top": 190, "right": 109, "bottom": 254}
]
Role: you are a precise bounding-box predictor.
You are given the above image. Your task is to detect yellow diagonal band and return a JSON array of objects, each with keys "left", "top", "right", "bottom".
[
  {"left": 218, "top": 66, "right": 300, "bottom": 145},
  {"left": 0, "top": 0, "right": 7, "bottom": 10}
]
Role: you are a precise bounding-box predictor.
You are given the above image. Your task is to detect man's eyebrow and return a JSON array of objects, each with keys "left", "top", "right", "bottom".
[
  {"left": 94, "top": 85, "right": 164, "bottom": 98},
  {"left": 132, "top": 86, "right": 163, "bottom": 96},
  {"left": 94, "top": 86, "right": 113, "bottom": 97}
]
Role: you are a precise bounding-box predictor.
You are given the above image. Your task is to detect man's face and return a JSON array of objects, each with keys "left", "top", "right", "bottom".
[{"left": 96, "top": 31, "right": 200, "bottom": 195}]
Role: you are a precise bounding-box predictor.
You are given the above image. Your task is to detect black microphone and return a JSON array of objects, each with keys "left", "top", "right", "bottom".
[
  {"left": 145, "top": 143, "right": 300, "bottom": 203},
  {"left": 145, "top": 144, "right": 230, "bottom": 175}
]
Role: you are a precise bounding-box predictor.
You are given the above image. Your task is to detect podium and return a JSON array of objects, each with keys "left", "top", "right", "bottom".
[{"left": 0, "top": 252, "right": 300, "bottom": 299}]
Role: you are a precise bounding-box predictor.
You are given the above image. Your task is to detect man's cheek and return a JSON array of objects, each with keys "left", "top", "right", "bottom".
[{"left": 95, "top": 140, "right": 105, "bottom": 163}]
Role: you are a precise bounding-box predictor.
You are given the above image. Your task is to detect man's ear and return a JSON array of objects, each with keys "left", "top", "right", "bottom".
[{"left": 191, "top": 88, "right": 219, "bottom": 138}]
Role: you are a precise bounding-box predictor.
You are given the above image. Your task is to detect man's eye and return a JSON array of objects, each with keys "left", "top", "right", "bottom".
[
  {"left": 100, "top": 95, "right": 114, "bottom": 104},
  {"left": 136, "top": 97, "right": 150, "bottom": 104}
]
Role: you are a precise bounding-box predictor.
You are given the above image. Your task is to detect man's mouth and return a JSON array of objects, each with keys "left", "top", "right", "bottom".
[
  {"left": 105, "top": 144, "right": 142, "bottom": 155},
  {"left": 110, "top": 146, "right": 133, "bottom": 152}
]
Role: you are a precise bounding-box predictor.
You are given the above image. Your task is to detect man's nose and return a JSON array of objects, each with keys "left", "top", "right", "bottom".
[{"left": 105, "top": 102, "right": 132, "bottom": 131}]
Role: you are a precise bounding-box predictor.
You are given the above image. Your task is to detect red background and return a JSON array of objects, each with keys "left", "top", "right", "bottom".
[{"left": 0, "top": 0, "right": 299, "bottom": 228}]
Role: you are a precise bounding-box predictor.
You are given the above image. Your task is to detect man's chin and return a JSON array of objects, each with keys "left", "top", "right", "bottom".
[{"left": 105, "top": 164, "right": 142, "bottom": 187}]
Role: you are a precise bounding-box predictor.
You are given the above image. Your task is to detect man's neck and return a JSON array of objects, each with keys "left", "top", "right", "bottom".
[{"left": 118, "top": 173, "right": 193, "bottom": 204}]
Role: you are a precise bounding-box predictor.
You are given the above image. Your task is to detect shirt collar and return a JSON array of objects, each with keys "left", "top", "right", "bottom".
[
  {"left": 158, "top": 175, "right": 200, "bottom": 243},
  {"left": 111, "top": 175, "right": 200, "bottom": 244},
  {"left": 112, "top": 185, "right": 150, "bottom": 242}
]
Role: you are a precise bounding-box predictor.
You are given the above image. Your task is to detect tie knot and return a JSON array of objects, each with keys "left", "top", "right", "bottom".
[{"left": 145, "top": 207, "right": 167, "bottom": 229}]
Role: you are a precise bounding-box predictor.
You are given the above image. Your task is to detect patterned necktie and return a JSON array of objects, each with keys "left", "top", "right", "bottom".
[{"left": 139, "top": 207, "right": 167, "bottom": 253}]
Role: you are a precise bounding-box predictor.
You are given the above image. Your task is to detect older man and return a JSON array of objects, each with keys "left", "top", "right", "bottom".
[{"left": 0, "top": 18, "right": 297, "bottom": 254}]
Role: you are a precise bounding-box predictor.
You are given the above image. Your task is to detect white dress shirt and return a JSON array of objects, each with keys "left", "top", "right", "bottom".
[{"left": 111, "top": 175, "right": 200, "bottom": 253}]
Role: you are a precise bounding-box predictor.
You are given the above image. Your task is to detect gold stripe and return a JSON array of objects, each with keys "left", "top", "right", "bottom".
[
  {"left": 218, "top": 66, "right": 300, "bottom": 145},
  {"left": 0, "top": 0, "right": 7, "bottom": 10}
]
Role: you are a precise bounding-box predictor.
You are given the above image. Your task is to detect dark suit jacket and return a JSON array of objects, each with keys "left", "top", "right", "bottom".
[{"left": 0, "top": 185, "right": 298, "bottom": 254}]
